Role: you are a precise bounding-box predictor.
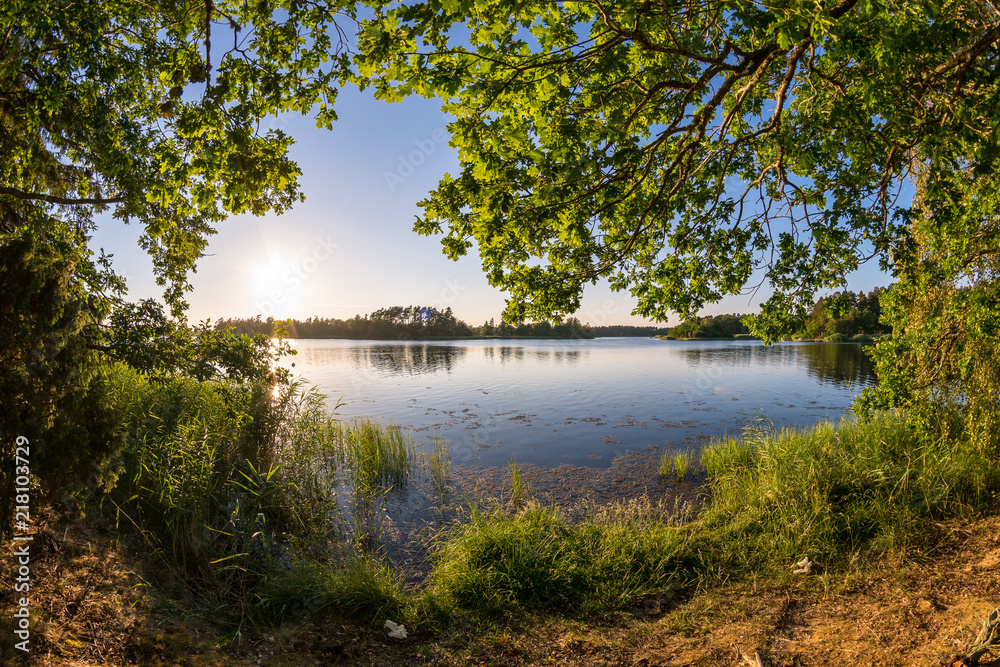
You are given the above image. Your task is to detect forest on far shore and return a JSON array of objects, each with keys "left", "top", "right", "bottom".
[
  {"left": 217, "top": 288, "right": 889, "bottom": 341},
  {"left": 215, "top": 306, "right": 595, "bottom": 339}
]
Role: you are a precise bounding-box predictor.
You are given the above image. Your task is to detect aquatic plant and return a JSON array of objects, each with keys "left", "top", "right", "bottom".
[
  {"left": 428, "top": 437, "right": 450, "bottom": 498},
  {"left": 509, "top": 458, "right": 524, "bottom": 507},
  {"left": 345, "top": 419, "right": 413, "bottom": 491},
  {"left": 659, "top": 450, "right": 694, "bottom": 482}
]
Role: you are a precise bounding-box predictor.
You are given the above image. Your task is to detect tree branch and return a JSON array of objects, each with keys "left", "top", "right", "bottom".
[{"left": 0, "top": 187, "right": 126, "bottom": 206}]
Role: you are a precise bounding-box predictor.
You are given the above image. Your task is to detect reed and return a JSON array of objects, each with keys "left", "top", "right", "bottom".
[
  {"left": 509, "top": 458, "right": 525, "bottom": 506},
  {"left": 428, "top": 437, "right": 451, "bottom": 498},
  {"left": 659, "top": 449, "right": 694, "bottom": 482},
  {"left": 345, "top": 419, "right": 413, "bottom": 491}
]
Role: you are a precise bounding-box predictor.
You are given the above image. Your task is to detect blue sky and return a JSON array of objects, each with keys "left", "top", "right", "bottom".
[{"left": 88, "top": 82, "right": 892, "bottom": 327}]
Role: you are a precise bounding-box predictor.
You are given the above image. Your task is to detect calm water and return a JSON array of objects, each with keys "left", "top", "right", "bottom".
[{"left": 279, "top": 338, "right": 875, "bottom": 468}]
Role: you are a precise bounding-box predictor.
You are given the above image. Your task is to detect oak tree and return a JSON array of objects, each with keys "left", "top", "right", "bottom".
[
  {"left": 356, "top": 0, "right": 1000, "bottom": 338},
  {"left": 2, "top": 0, "right": 355, "bottom": 310}
]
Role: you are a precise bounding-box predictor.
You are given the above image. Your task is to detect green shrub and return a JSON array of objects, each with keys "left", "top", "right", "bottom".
[
  {"left": 110, "top": 368, "right": 346, "bottom": 619},
  {"left": 0, "top": 230, "right": 128, "bottom": 533},
  {"left": 823, "top": 333, "right": 849, "bottom": 342}
]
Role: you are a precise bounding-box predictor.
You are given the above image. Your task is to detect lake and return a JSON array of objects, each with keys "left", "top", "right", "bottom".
[{"left": 279, "top": 338, "right": 875, "bottom": 468}]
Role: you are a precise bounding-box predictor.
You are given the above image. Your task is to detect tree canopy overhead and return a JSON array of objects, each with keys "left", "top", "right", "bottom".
[
  {"left": 2, "top": 0, "right": 355, "bottom": 311},
  {"left": 356, "top": 0, "right": 1000, "bottom": 334}
]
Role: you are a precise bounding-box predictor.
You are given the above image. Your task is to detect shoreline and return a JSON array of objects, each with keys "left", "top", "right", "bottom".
[{"left": 281, "top": 334, "right": 599, "bottom": 341}]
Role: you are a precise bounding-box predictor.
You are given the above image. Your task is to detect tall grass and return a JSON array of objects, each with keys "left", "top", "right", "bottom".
[
  {"left": 698, "top": 414, "right": 990, "bottom": 571},
  {"left": 344, "top": 419, "right": 413, "bottom": 491},
  {"left": 659, "top": 449, "right": 695, "bottom": 482},
  {"left": 509, "top": 458, "right": 524, "bottom": 507},
  {"left": 262, "top": 558, "right": 407, "bottom": 624},
  {"left": 109, "top": 365, "right": 349, "bottom": 622},
  {"left": 423, "top": 501, "right": 696, "bottom": 617},
  {"left": 428, "top": 437, "right": 450, "bottom": 498}
]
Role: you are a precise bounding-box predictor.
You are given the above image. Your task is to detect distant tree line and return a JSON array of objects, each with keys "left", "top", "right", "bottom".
[
  {"left": 588, "top": 325, "right": 672, "bottom": 337},
  {"left": 474, "top": 317, "right": 592, "bottom": 339},
  {"left": 215, "top": 307, "right": 594, "bottom": 339}
]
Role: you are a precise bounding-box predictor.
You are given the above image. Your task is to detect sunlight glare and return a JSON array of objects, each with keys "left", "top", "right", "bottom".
[{"left": 253, "top": 258, "right": 287, "bottom": 293}]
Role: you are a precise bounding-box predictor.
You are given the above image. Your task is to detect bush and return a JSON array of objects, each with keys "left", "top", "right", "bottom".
[
  {"left": 110, "top": 367, "right": 345, "bottom": 614},
  {"left": 823, "top": 333, "right": 849, "bottom": 342},
  {"left": 0, "top": 229, "right": 127, "bottom": 533}
]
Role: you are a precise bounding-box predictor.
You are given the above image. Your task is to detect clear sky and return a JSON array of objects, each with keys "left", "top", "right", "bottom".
[{"left": 88, "top": 83, "right": 892, "bottom": 328}]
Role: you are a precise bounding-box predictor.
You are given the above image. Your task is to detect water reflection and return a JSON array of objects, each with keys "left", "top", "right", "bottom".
[
  {"left": 295, "top": 343, "right": 467, "bottom": 376},
  {"left": 296, "top": 343, "right": 587, "bottom": 376},
  {"left": 795, "top": 344, "right": 875, "bottom": 387},
  {"left": 483, "top": 346, "right": 585, "bottom": 364},
  {"left": 679, "top": 343, "right": 875, "bottom": 387}
]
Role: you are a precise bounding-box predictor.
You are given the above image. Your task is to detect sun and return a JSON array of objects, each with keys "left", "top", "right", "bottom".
[{"left": 252, "top": 257, "right": 287, "bottom": 293}]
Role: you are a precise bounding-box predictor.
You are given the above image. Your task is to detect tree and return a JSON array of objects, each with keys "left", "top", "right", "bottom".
[
  {"left": 102, "top": 299, "right": 289, "bottom": 383},
  {"left": 858, "top": 171, "right": 1000, "bottom": 454},
  {"left": 2, "top": 0, "right": 355, "bottom": 312},
  {"left": 0, "top": 224, "right": 125, "bottom": 523},
  {"left": 356, "top": 0, "right": 1000, "bottom": 337},
  {"left": 1, "top": 0, "right": 355, "bottom": 532}
]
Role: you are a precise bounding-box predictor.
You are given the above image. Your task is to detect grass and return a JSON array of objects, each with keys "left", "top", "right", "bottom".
[
  {"left": 428, "top": 437, "right": 450, "bottom": 498},
  {"left": 422, "top": 501, "right": 696, "bottom": 617},
  {"left": 659, "top": 450, "right": 695, "bottom": 482},
  {"left": 414, "top": 412, "right": 999, "bottom": 621},
  {"left": 344, "top": 419, "right": 413, "bottom": 491},
  {"left": 697, "top": 414, "right": 992, "bottom": 571},
  {"left": 108, "top": 366, "right": 348, "bottom": 624},
  {"left": 509, "top": 458, "right": 525, "bottom": 507},
  {"left": 262, "top": 558, "right": 407, "bottom": 624}
]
